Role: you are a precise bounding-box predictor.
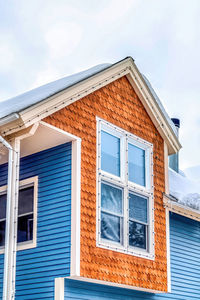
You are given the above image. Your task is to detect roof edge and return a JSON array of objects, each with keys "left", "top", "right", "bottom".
[
  {"left": 0, "top": 57, "right": 181, "bottom": 154},
  {"left": 163, "top": 193, "right": 200, "bottom": 221}
]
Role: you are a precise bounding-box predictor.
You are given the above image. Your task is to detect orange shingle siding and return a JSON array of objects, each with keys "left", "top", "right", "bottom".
[{"left": 44, "top": 76, "right": 167, "bottom": 292}]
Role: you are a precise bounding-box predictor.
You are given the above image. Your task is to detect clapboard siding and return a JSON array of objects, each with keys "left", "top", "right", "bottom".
[
  {"left": 0, "top": 142, "right": 71, "bottom": 299},
  {"left": 65, "top": 213, "right": 200, "bottom": 299}
]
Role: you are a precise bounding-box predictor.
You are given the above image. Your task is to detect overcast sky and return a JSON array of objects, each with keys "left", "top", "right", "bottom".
[{"left": 0, "top": 0, "right": 200, "bottom": 170}]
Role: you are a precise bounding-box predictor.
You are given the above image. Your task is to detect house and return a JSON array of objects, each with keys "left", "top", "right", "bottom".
[{"left": 0, "top": 57, "right": 199, "bottom": 300}]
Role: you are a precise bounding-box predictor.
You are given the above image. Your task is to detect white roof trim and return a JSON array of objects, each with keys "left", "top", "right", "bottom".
[
  {"left": 0, "top": 57, "right": 181, "bottom": 154},
  {"left": 163, "top": 194, "right": 200, "bottom": 221}
]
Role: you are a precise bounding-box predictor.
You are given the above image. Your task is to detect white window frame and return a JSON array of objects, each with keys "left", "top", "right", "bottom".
[
  {"left": 0, "top": 176, "right": 38, "bottom": 253},
  {"left": 96, "top": 117, "right": 155, "bottom": 260}
]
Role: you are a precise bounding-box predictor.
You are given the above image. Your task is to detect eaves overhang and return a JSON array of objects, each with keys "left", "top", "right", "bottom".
[
  {"left": 0, "top": 57, "right": 181, "bottom": 154},
  {"left": 163, "top": 193, "right": 200, "bottom": 221}
]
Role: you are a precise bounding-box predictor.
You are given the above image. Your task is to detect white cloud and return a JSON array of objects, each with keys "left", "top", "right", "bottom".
[
  {"left": 0, "top": 33, "right": 17, "bottom": 71},
  {"left": 45, "top": 22, "right": 83, "bottom": 59},
  {"left": 95, "top": 0, "right": 138, "bottom": 24}
]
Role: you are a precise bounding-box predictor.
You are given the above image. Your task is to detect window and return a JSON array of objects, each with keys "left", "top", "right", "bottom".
[
  {"left": 0, "top": 177, "right": 38, "bottom": 252},
  {"left": 97, "top": 118, "right": 154, "bottom": 259}
]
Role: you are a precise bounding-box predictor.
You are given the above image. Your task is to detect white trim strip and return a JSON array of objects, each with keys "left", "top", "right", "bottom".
[
  {"left": 70, "top": 139, "right": 81, "bottom": 276},
  {"left": 165, "top": 208, "right": 171, "bottom": 293},
  {"left": 67, "top": 276, "right": 165, "bottom": 294},
  {"left": 55, "top": 277, "right": 64, "bottom": 300}
]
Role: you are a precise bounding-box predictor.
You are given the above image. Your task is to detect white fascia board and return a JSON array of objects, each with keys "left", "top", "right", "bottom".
[
  {"left": 163, "top": 194, "right": 200, "bottom": 221},
  {"left": 67, "top": 276, "right": 165, "bottom": 294},
  {"left": 1, "top": 58, "right": 181, "bottom": 155},
  {"left": 2, "top": 60, "right": 131, "bottom": 136},
  {"left": 126, "top": 63, "right": 181, "bottom": 154}
]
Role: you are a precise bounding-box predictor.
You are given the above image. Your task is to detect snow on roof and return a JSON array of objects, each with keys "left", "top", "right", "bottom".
[
  {"left": 0, "top": 63, "right": 111, "bottom": 119},
  {"left": 0, "top": 57, "right": 177, "bottom": 138},
  {"left": 142, "top": 75, "right": 178, "bottom": 137},
  {"left": 169, "top": 168, "right": 200, "bottom": 211}
]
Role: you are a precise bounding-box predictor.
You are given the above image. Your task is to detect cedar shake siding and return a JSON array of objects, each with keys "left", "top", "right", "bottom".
[{"left": 44, "top": 76, "right": 167, "bottom": 292}]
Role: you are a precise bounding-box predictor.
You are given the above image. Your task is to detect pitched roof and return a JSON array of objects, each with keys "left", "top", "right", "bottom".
[
  {"left": 0, "top": 63, "right": 110, "bottom": 119},
  {"left": 0, "top": 57, "right": 181, "bottom": 154}
]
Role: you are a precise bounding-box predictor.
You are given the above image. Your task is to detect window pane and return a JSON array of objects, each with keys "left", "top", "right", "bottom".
[
  {"left": 0, "top": 221, "right": 5, "bottom": 247},
  {"left": 129, "top": 221, "right": 146, "bottom": 249},
  {"left": 129, "top": 193, "right": 148, "bottom": 223},
  {"left": 0, "top": 193, "right": 7, "bottom": 219},
  {"left": 17, "top": 214, "right": 33, "bottom": 243},
  {"left": 18, "top": 186, "right": 34, "bottom": 215},
  {"left": 128, "top": 143, "right": 145, "bottom": 186},
  {"left": 101, "top": 130, "right": 120, "bottom": 176},
  {"left": 101, "top": 183, "right": 122, "bottom": 214},
  {"left": 101, "top": 212, "right": 122, "bottom": 243}
]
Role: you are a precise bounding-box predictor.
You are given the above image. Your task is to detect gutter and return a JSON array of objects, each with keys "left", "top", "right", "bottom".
[
  {"left": 163, "top": 193, "right": 200, "bottom": 221},
  {"left": 0, "top": 136, "right": 20, "bottom": 300},
  {"left": 0, "top": 113, "right": 19, "bottom": 127}
]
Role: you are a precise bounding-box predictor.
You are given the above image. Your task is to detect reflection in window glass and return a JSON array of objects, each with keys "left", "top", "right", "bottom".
[
  {"left": 101, "top": 183, "right": 123, "bottom": 244},
  {"left": 0, "top": 185, "right": 34, "bottom": 247},
  {"left": 129, "top": 193, "right": 148, "bottom": 223},
  {"left": 0, "top": 221, "right": 5, "bottom": 247},
  {"left": 129, "top": 221, "right": 146, "bottom": 249},
  {"left": 0, "top": 193, "right": 7, "bottom": 219},
  {"left": 18, "top": 187, "right": 34, "bottom": 215},
  {"left": 128, "top": 143, "right": 145, "bottom": 186},
  {"left": 129, "top": 192, "right": 148, "bottom": 250},
  {"left": 101, "top": 183, "right": 122, "bottom": 214},
  {"left": 101, "top": 131, "right": 120, "bottom": 176},
  {"left": 101, "top": 212, "right": 121, "bottom": 243},
  {"left": 17, "top": 215, "right": 33, "bottom": 243}
]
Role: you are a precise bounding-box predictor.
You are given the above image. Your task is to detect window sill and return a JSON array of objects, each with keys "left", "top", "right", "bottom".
[
  {"left": 97, "top": 241, "right": 155, "bottom": 260},
  {"left": 0, "top": 240, "right": 36, "bottom": 254}
]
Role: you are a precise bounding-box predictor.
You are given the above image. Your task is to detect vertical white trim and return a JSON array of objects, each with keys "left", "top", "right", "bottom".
[
  {"left": 3, "top": 138, "right": 20, "bottom": 300},
  {"left": 54, "top": 277, "right": 64, "bottom": 300},
  {"left": 166, "top": 208, "right": 171, "bottom": 292},
  {"left": 164, "top": 141, "right": 171, "bottom": 292},
  {"left": 70, "top": 139, "right": 81, "bottom": 276},
  {"left": 164, "top": 141, "right": 169, "bottom": 194}
]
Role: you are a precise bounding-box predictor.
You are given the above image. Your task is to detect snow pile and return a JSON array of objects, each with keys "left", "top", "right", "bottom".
[{"left": 169, "top": 168, "right": 200, "bottom": 211}]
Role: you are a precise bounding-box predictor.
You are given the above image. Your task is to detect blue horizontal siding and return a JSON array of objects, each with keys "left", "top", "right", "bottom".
[
  {"left": 0, "top": 142, "right": 71, "bottom": 300},
  {"left": 65, "top": 213, "right": 200, "bottom": 299}
]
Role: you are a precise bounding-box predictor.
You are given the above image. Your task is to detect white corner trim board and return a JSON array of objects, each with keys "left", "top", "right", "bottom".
[
  {"left": 70, "top": 138, "right": 81, "bottom": 277},
  {"left": 165, "top": 208, "right": 171, "bottom": 293},
  {"left": 54, "top": 278, "right": 64, "bottom": 300}
]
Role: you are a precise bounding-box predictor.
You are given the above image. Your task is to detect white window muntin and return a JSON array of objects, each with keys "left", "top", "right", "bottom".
[{"left": 97, "top": 117, "right": 154, "bottom": 259}]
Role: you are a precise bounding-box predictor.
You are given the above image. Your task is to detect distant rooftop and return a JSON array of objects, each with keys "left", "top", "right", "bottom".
[{"left": 169, "top": 168, "right": 200, "bottom": 211}]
